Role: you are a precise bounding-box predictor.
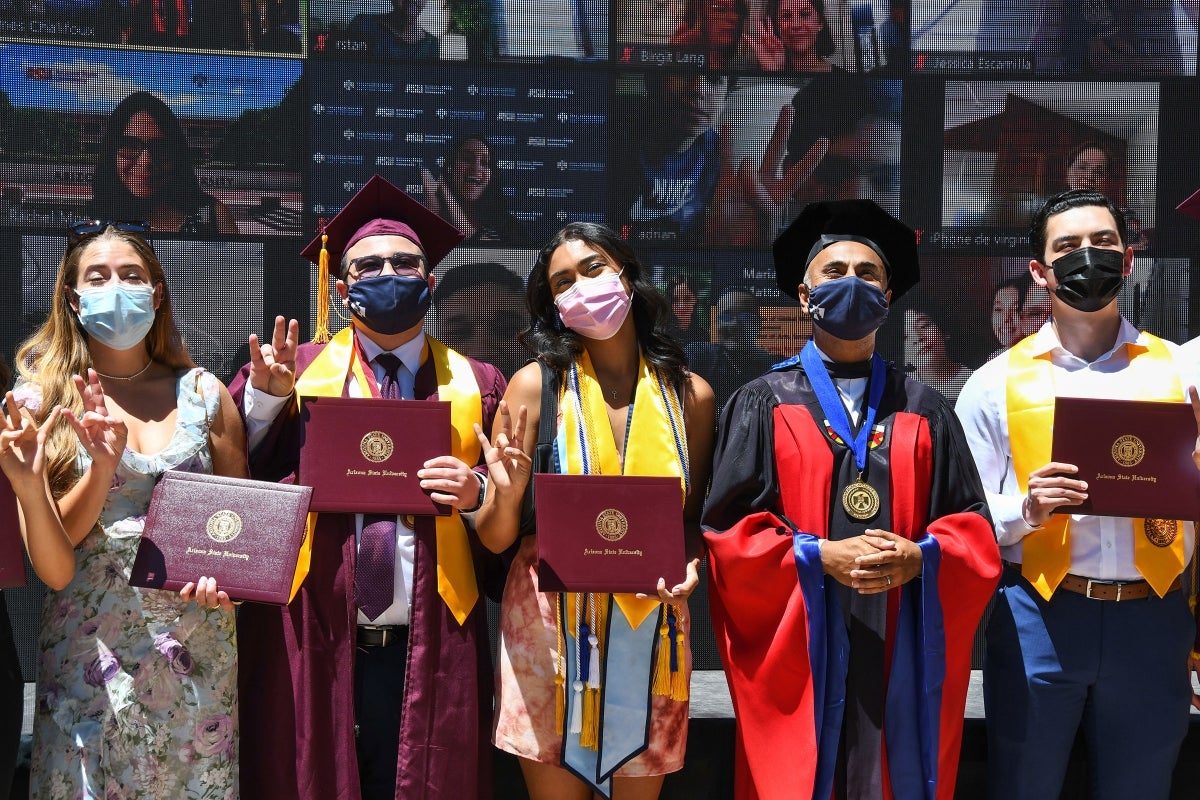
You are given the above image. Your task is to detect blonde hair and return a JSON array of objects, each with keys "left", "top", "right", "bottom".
[{"left": 15, "top": 226, "right": 195, "bottom": 497}]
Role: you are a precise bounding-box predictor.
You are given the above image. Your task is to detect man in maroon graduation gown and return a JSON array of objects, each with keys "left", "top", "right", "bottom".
[
  {"left": 702, "top": 199, "right": 1001, "bottom": 800},
  {"left": 229, "top": 176, "right": 505, "bottom": 800}
]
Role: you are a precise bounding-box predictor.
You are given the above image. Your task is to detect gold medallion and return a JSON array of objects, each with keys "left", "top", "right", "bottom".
[
  {"left": 206, "top": 510, "right": 243, "bottom": 543},
  {"left": 841, "top": 481, "right": 880, "bottom": 521},
  {"left": 1144, "top": 518, "right": 1178, "bottom": 548}
]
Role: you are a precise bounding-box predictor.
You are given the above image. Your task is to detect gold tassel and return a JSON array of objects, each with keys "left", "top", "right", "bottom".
[
  {"left": 554, "top": 674, "right": 565, "bottom": 731},
  {"left": 671, "top": 622, "right": 689, "bottom": 701},
  {"left": 580, "top": 687, "right": 600, "bottom": 749},
  {"left": 1190, "top": 532, "right": 1199, "bottom": 614},
  {"left": 313, "top": 232, "right": 331, "bottom": 343},
  {"left": 554, "top": 594, "right": 565, "bottom": 730},
  {"left": 652, "top": 604, "right": 672, "bottom": 697}
]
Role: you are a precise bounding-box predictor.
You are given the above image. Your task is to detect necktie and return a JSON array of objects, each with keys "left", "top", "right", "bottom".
[
  {"left": 375, "top": 352, "right": 406, "bottom": 399},
  {"left": 354, "top": 352, "right": 408, "bottom": 620}
]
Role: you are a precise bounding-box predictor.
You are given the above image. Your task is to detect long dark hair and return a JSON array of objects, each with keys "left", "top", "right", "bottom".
[
  {"left": 445, "top": 134, "right": 506, "bottom": 224},
  {"left": 91, "top": 91, "right": 207, "bottom": 218},
  {"left": 521, "top": 222, "right": 688, "bottom": 387}
]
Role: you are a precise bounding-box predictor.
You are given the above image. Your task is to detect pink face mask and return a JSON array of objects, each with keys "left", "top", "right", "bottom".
[{"left": 554, "top": 270, "right": 631, "bottom": 340}]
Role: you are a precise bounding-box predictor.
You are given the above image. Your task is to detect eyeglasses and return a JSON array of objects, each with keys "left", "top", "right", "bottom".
[
  {"left": 67, "top": 219, "right": 151, "bottom": 248},
  {"left": 115, "top": 135, "right": 172, "bottom": 162},
  {"left": 345, "top": 252, "right": 427, "bottom": 280}
]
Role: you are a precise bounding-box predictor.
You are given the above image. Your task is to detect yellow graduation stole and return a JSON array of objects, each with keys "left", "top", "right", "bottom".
[
  {"left": 558, "top": 349, "right": 691, "bottom": 753},
  {"left": 294, "top": 326, "right": 482, "bottom": 624},
  {"left": 1006, "top": 331, "right": 1184, "bottom": 600},
  {"left": 559, "top": 349, "right": 689, "bottom": 628}
]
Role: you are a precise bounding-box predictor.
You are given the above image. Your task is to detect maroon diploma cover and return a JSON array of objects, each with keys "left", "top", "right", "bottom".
[
  {"left": 535, "top": 474, "right": 686, "bottom": 593},
  {"left": 130, "top": 470, "right": 314, "bottom": 604},
  {"left": 299, "top": 396, "right": 450, "bottom": 515},
  {"left": 0, "top": 479, "right": 25, "bottom": 589},
  {"left": 1050, "top": 396, "right": 1200, "bottom": 520}
]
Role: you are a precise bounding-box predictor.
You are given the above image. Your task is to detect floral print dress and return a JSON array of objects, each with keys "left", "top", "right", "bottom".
[{"left": 25, "top": 369, "right": 238, "bottom": 800}]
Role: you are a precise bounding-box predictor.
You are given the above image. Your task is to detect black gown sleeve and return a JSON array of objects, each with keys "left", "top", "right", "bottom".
[
  {"left": 702, "top": 378, "right": 783, "bottom": 532},
  {"left": 918, "top": 382, "right": 994, "bottom": 527}
]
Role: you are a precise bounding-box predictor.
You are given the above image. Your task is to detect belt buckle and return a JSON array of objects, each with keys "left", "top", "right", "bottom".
[
  {"left": 1084, "top": 579, "right": 1122, "bottom": 601},
  {"left": 359, "top": 624, "right": 394, "bottom": 647}
]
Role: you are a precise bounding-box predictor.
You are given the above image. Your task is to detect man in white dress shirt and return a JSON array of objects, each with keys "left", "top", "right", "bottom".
[{"left": 956, "top": 188, "right": 1199, "bottom": 800}]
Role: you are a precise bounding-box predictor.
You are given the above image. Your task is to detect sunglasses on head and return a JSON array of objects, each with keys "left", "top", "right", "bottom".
[{"left": 67, "top": 219, "right": 152, "bottom": 249}]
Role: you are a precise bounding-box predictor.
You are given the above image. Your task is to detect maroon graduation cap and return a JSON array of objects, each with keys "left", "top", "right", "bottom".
[{"left": 302, "top": 174, "right": 463, "bottom": 342}]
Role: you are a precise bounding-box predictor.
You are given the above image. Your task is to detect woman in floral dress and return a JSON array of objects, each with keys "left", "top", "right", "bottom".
[{"left": 14, "top": 222, "right": 247, "bottom": 799}]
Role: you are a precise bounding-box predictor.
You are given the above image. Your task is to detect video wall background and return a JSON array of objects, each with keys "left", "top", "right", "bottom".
[
  {"left": 3, "top": 0, "right": 1200, "bottom": 672},
  {"left": 1, "top": 1, "right": 1196, "bottom": 397}
]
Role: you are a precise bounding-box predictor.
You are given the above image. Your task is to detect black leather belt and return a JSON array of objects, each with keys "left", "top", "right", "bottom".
[{"left": 357, "top": 624, "right": 407, "bottom": 648}]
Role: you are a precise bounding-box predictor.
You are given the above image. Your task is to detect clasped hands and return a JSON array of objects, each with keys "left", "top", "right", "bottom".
[{"left": 823, "top": 530, "right": 922, "bottom": 595}]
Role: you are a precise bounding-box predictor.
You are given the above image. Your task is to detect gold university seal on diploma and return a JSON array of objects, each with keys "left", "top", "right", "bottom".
[
  {"left": 596, "top": 509, "right": 629, "bottom": 542},
  {"left": 206, "top": 510, "right": 243, "bottom": 544},
  {"left": 1111, "top": 435, "right": 1145, "bottom": 468},
  {"left": 360, "top": 431, "right": 395, "bottom": 463},
  {"left": 842, "top": 481, "right": 881, "bottom": 521}
]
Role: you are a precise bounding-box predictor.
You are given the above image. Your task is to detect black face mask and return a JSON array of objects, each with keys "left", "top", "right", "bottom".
[{"left": 1047, "top": 247, "right": 1124, "bottom": 313}]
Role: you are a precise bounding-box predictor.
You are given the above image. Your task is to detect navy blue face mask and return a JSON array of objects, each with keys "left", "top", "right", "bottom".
[
  {"left": 806, "top": 276, "right": 890, "bottom": 341},
  {"left": 346, "top": 274, "right": 431, "bottom": 335}
]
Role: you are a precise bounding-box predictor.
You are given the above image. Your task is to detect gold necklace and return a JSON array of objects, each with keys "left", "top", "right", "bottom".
[{"left": 93, "top": 360, "right": 153, "bottom": 381}]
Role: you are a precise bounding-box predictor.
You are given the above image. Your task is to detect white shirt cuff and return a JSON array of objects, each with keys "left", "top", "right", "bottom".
[{"left": 242, "top": 385, "right": 292, "bottom": 453}]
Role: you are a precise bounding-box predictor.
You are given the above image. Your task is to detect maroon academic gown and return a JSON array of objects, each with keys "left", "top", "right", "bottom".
[{"left": 228, "top": 336, "right": 505, "bottom": 800}]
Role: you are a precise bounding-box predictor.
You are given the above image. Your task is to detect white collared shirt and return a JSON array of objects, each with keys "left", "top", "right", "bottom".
[
  {"left": 956, "top": 319, "right": 1195, "bottom": 581},
  {"left": 813, "top": 343, "right": 868, "bottom": 426}
]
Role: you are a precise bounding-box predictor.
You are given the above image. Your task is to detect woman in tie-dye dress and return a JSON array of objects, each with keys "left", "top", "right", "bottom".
[
  {"left": 15, "top": 222, "right": 247, "bottom": 799},
  {"left": 473, "top": 223, "right": 715, "bottom": 800}
]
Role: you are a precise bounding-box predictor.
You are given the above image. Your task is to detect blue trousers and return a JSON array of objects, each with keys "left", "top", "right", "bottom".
[{"left": 984, "top": 565, "right": 1193, "bottom": 800}]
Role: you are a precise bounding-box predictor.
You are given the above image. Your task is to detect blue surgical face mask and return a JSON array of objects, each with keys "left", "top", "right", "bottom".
[
  {"left": 806, "top": 276, "right": 890, "bottom": 341},
  {"left": 346, "top": 274, "right": 431, "bottom": 336},
  {"left": 75, "top": 284, "right": 157, "bottom": 350}
]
